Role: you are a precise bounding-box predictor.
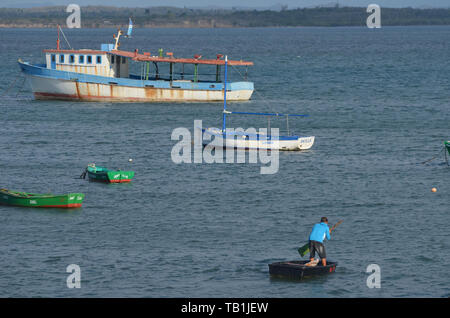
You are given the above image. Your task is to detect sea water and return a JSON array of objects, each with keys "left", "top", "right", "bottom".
[{"left": 0, "top": 26, "right": 449, "bottom": 297}]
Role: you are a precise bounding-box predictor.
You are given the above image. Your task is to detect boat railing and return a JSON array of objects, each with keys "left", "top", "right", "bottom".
[
  {"left": 131, "top": 60, "right": 245, "bottom": 83},
  {"left": 224, "top": 110, "right": 309, "bottom": 137}
]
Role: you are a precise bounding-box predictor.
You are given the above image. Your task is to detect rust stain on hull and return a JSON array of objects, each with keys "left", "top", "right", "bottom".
[
  {"left": 144, "top": 87, "right": 157, "bottom": 100},
  {"left": 75, "top": 81, "right": 80, "bottom": 99},
  {"left": 86, "top": 83, "right": 91, "bottom": 99}
]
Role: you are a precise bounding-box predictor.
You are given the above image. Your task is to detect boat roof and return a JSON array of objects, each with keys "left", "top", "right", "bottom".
[
  {"left": 43, "top": 49, "right": 253, "bottom": 66},
  {"left": 44, "top": 49, "right": 106, "bottom": 55},
  {"left": 110, "top": 49, "right": 253, "bottom": 66}
]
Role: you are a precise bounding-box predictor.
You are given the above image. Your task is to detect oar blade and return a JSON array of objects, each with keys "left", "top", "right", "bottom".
[{"left": 298, "top": 243, "right": 309, "bottom": 257}]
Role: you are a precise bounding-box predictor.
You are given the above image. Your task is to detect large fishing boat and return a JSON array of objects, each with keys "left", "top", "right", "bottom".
[{"left": 18, "top": 25, "right": 254, "bottom": 102}]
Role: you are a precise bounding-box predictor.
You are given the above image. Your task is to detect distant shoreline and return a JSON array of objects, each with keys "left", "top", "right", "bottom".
[
  {"left": 1, "top": 6, "right": 449, "bottom": 28},
  {"left": 2, "top": 24, "right": 450, "bottom": 29}
]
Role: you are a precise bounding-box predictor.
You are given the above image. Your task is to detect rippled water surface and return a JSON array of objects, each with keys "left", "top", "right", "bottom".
[{"left": 0, "top": 26, "right": 449, "bottom": 297}]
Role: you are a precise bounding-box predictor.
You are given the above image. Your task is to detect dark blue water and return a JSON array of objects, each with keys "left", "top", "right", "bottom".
[{"left": 0, "top": 26, "right": 449, "bottom": 297}]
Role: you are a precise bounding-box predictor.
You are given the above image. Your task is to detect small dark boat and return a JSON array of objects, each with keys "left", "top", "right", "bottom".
[{"left": 268, "top": 260, "right": 337, "bottom": 280}]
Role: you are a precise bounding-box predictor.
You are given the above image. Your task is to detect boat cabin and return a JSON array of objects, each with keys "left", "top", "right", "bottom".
[{"left": 43, "top": 48, "right": 129, "bottom": 78}]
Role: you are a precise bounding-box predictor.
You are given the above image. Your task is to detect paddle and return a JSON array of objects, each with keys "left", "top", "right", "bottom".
[{"left": 298, "top": 220, "right": 343, "bottom": 258}]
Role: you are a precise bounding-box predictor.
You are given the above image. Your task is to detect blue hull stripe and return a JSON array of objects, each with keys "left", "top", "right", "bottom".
[{"left": 18, "top": 61, "right": 254, "bottom": 92}]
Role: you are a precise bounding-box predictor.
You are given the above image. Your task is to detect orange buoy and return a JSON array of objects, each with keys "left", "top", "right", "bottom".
[{"left": 431, "top": 187, "right": 437, "bottom": 192}]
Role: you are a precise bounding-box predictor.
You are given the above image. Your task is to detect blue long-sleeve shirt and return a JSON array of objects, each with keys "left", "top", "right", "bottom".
[{"left": 309, "top": 222, "right": 331, "bottom": 243}]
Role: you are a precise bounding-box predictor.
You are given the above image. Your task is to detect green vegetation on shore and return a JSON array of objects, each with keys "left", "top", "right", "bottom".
[{"left": 0, "top": 6, "right": 449, "bottom": 28}]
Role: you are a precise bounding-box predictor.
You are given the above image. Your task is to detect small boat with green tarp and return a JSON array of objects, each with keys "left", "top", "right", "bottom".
[
  {"left": 0, "top": 189, "right": 84, "bottom": 208},
  {"left": 445, "top": 141, "right": 450, "bottom": 155},
  {"left": 82, "top": 163, "right": 135, "bottom": 183}
]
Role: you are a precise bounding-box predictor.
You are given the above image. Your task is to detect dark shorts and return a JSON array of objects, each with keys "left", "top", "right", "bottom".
[{"left": 309, "top": 240, "right": 326, "bottom": 259}]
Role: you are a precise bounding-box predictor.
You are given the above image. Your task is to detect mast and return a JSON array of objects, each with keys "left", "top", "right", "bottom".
[
  {"left": 113, "top": 29, "right": 123, "bottom": 50},
  {"left": 222, "top": 55, "right": 228, "bottom": 135},
  {"left": 57, "top": 24, "right": 60, "bottom": 50}
]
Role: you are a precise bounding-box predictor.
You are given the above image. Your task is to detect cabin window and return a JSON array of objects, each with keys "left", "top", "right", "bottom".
[
  {"left": 51, "top": 54, "right": 56, "bottom": 62},
  {"left": 79, "top": 55, "right": 84, "bottom": 64},
  {"left": 96, "top": 56, "right": 102, "bottom": 64},
  {"left": 111, "top": 55, "right": 115, "bottom": 64},
  {"left": 117, "top": 56, "right": 121, "bottom": 64},
  {"left": 59, "top": 54, "right": 65, "bottom": 63},
  {"left": 87, "top": 55, "right": 92, "bottom": 64},
  {"left": 69, "top": 54, "right": 75, "bottom": 63},
  {"left": 122, "top": 57, "right": 126, "bottom": 64}
]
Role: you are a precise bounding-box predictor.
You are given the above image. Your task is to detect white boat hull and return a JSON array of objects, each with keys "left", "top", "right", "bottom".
[
  {"left": 202, "top": 128, "right": 314, "bottom": 151},
  {"left": 25, "top": 75, "right": 253, "bottom": 102}
]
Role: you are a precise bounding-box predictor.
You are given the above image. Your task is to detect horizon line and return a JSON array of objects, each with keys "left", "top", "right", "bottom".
[{"left": 1, "top": 5, "right": 450, "bottom": 10}]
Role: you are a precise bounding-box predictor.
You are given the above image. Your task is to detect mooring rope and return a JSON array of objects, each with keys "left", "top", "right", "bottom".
[
  {"left": 79, "top": 167, "right": 87, "bottom": 179},
  {"left": 0, "top": 75, "right": 23, "bottom": 97},
  {"left": 445, "top": 147, "right": 449, "bottom": 166},
  {"left": 421, "top": 147, "right": 445, "bottom": 165},
  {"left": 14, "top": 76, "right": 27, "bottom": 98}
]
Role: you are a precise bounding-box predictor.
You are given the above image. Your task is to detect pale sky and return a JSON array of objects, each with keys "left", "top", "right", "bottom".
[{"left": 2, "top": 0, "right": 449, "bottom": 8}]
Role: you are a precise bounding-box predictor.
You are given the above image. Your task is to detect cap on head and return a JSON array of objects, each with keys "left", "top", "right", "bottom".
[{"left": 321, "top": 217, "right": 328, "bottom": 223}]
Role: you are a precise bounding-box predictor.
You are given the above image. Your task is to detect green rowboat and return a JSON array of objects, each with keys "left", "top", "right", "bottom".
[
  {"left": 445, "top": 141, "right": 450, "bottom": 155},
  {"left": 83, "top": 164, "right": 134, "bottom": 183},
  {"left": 0, "top": 189, "right": 84, "bottom": 208}
]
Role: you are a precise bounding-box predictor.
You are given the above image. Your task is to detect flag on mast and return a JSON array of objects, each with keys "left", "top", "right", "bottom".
[{"left": 126, "top": 18, "right": 133, "bottom": 38}]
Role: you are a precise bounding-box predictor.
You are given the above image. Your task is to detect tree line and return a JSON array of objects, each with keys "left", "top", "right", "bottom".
[{"left": 0, "top": 6, "right": 449, "bottom": 27}]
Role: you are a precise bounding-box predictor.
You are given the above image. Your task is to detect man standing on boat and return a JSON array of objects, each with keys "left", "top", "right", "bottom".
[{"left": 308, "top": 217, "right": 331, "bottom": 266}]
